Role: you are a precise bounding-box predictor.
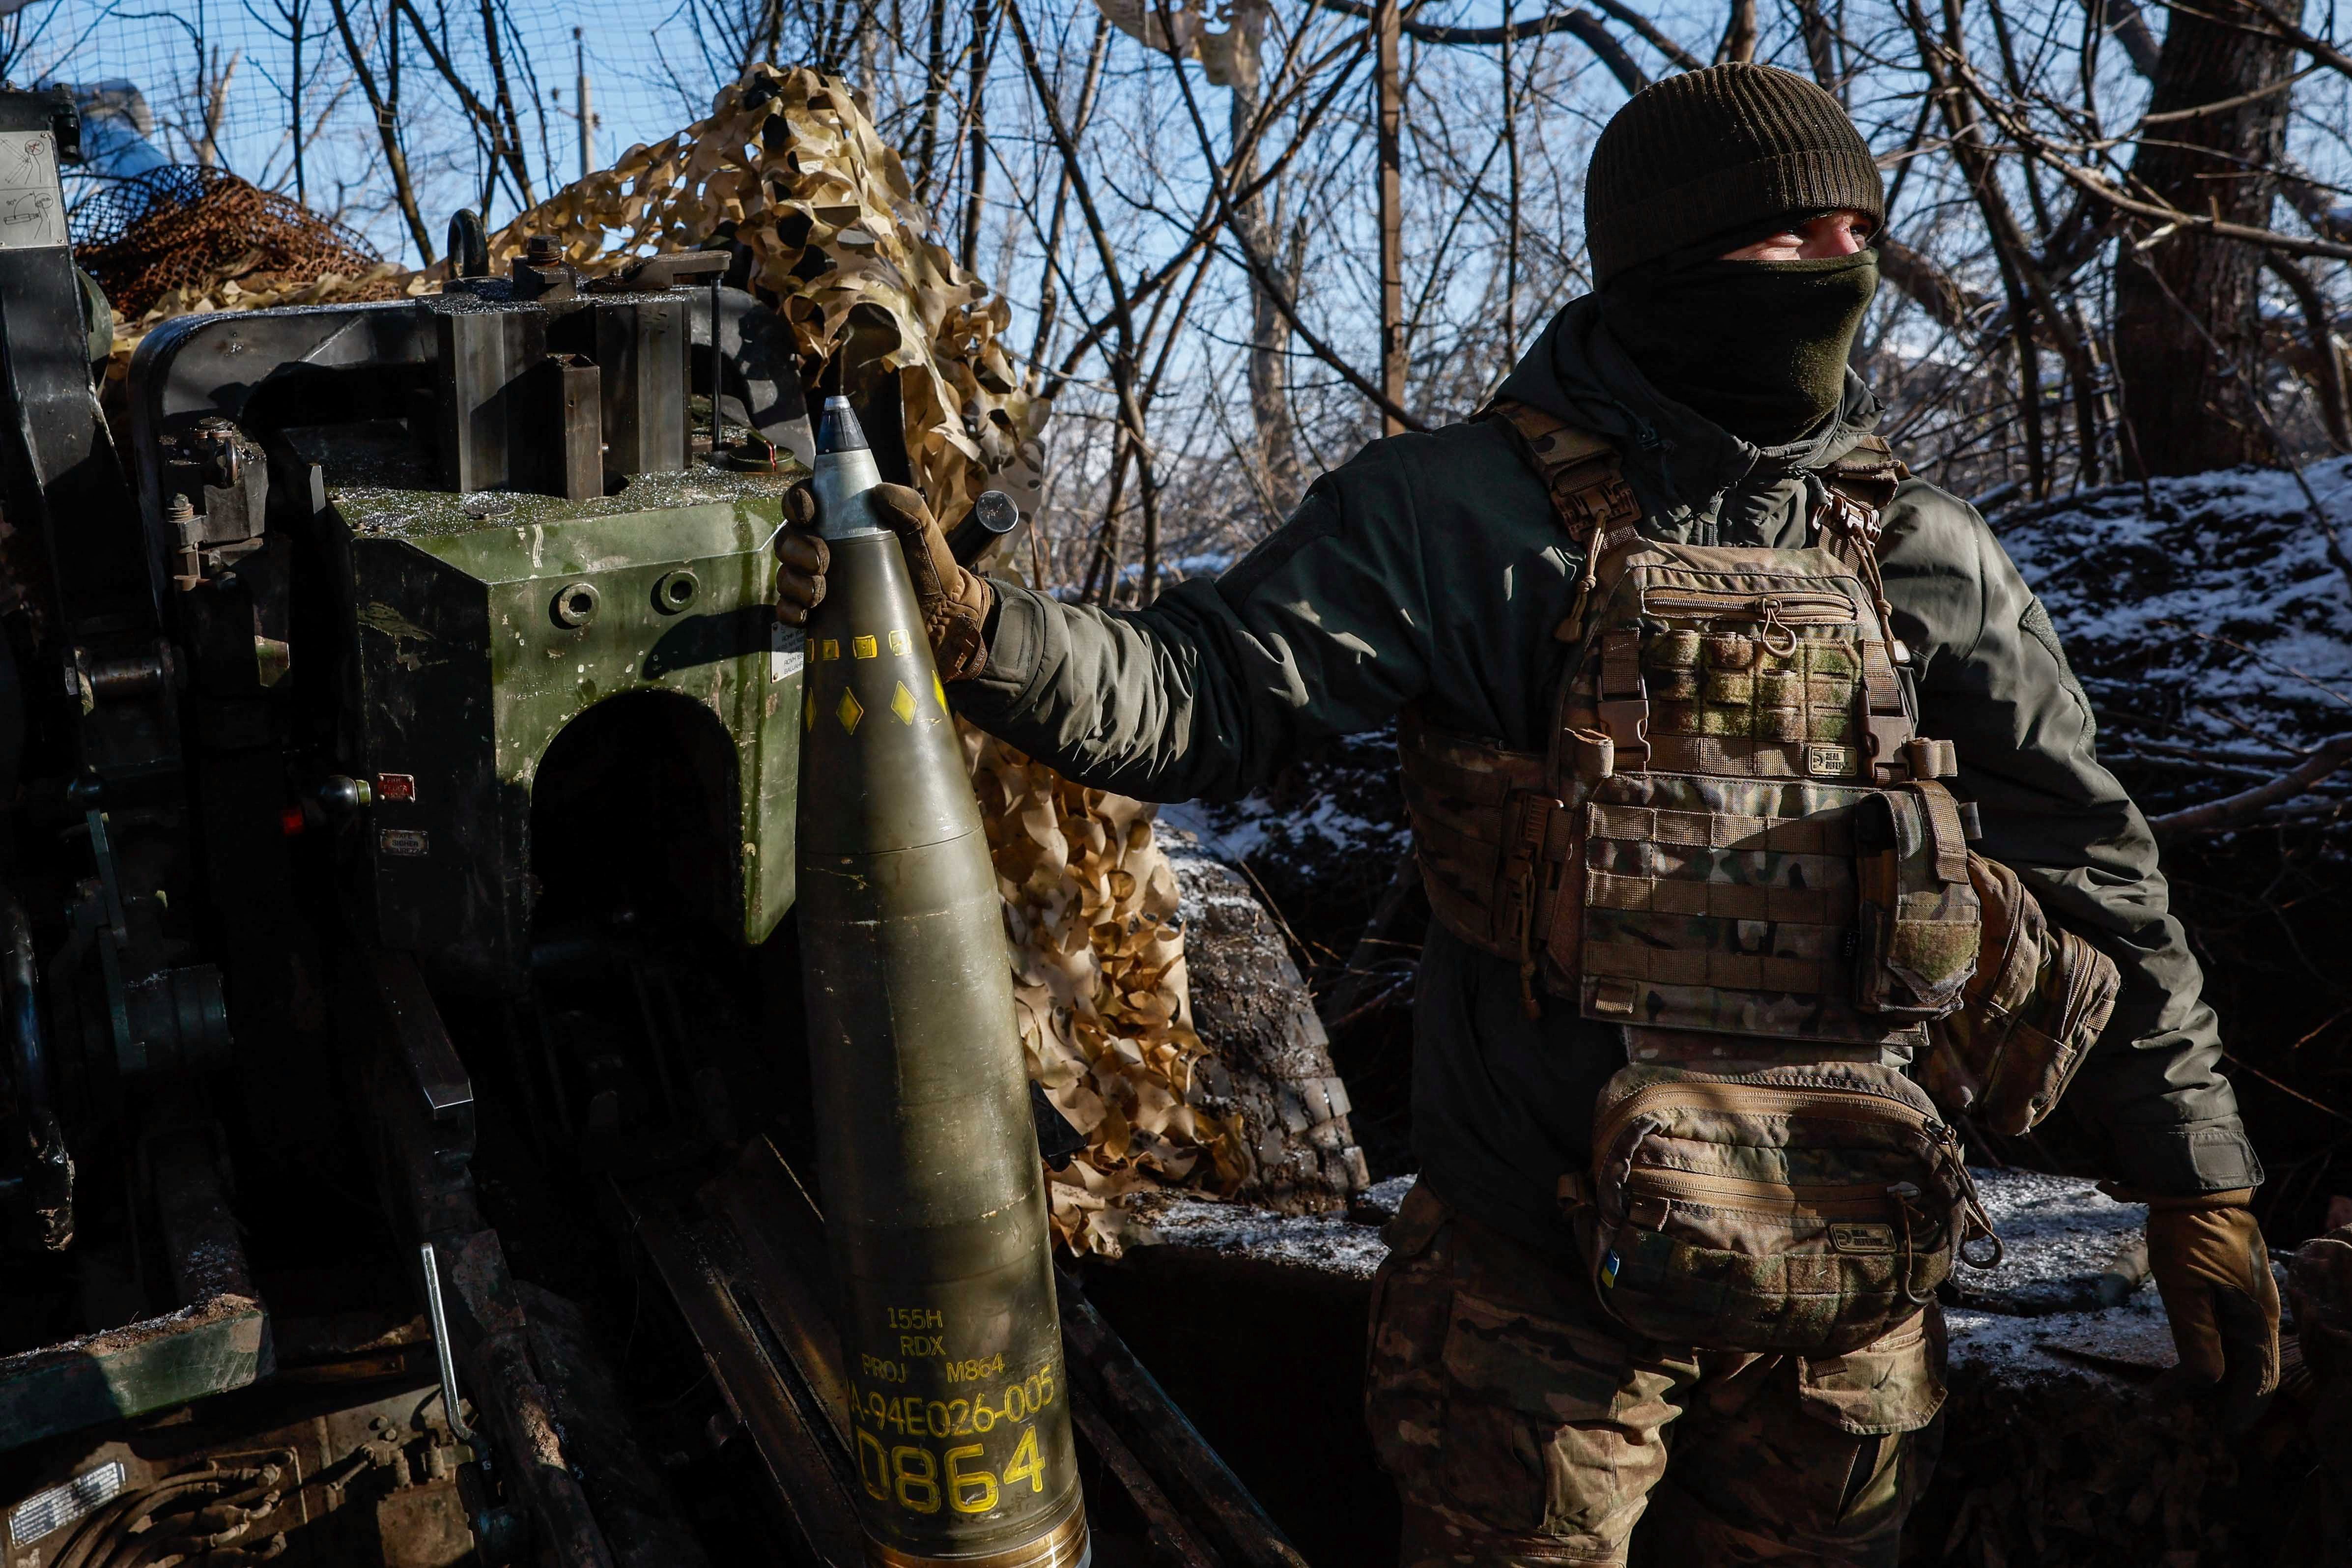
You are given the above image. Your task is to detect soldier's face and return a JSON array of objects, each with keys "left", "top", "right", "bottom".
[{"left": 1717, "top": 209, "right": 1877, "bottom": 262}]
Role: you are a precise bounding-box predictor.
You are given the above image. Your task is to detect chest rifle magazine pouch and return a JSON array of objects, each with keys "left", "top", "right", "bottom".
[
  {"left": 1853, "top": 778, "right": 1982, "bottom": 1020},
  {"left": 1919, "top": 854, "right": 2122, "bottom": 1136}
]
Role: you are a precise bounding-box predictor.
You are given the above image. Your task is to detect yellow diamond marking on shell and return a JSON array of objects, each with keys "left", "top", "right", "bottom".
[
  {"left": 888, "top": 628, "right": 909, "bottom": 655},
  {"left": 836, "top": 688, "right": 863, "bottom": 734},
  {"left": 852, "top": 634, "right": 878, "bottom": 659},
  {"left": 803, "top": 688, "right": 816, "bottom": 731},
  {"left": 891, "top": 682, "right": 917, "bottom": 725},
  {"left": 933, "top": 673, "right": 947, "bottom": 711}
]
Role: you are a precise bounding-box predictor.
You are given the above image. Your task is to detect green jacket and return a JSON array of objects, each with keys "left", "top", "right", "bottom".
[{"left": 957, "top": 295, "right": 2259, "bottom": 1250}]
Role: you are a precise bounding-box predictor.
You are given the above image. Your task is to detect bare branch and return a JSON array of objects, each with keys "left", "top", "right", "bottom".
[
  {"left": 1156, "top": 1, "right": 1429, "bottom": 431},
  {"left": 1004, "top": 0, "right": 1166, "bottom": 593},
  {"left": 325, "top": 0, "right": 434, "bottom": 261},
  {"left": 2150, "top": 737, "right": 2352, "bottom": 835},
  {"left": 1584, "top": 0, "right": 1704, "bottom": 69},
  {"left": 1881, "top": 238, "right": 1985, "bottom": 329},
  {"left": 389, "top": 0, "right": 535, "bottom": 207},
  {"left": 1309, "top": 0, "right": 1650, "bottom": 89},
  {"left": 1716, "top": 0, "right": 1757, "bottom": 63},
  {"left": 2014, "top": 137, "right": 2352, "bottom": 262},
  {"left": 2267, "top": 252, "right": 2351, "bottom": 450}
]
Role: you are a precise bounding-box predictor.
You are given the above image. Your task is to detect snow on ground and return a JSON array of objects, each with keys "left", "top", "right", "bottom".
[
  {"left": 1948, "top": 1167, "right": 2147, "bottom": 1316},
  {"left": 1941, "top": 1169, "right": 2177, "bottom": 1383},
  {"left": 1996, "top": 458, "right": 2352, "bottom": 815},
  {"left": 1160, "top": 784, "right": 1405, "bottom": 868},
  {"left": 1161, "top": 728, "right": 1412, "bottom": 930},
  {"left": 1941, "top": 1296, "right": 2180, "bottom": 1380},
  {"left": 1130, "top": 1176, "right": 1416, "bottom": 1280}
]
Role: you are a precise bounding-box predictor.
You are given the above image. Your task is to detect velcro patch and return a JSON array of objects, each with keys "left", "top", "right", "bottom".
[{"left": 1828, "top": 1222, "right": 1897, "bottom": 1255}]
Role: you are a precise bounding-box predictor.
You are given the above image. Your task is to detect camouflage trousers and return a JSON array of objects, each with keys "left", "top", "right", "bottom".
[{"left": 1366, "top": 1183, "right": 1946, "bottom": 1568}]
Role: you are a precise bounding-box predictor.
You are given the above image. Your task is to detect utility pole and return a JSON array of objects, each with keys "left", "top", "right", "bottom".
[
  {"left": 574, "top": 27, "right": 594, "bottom": 181},
  {"left": 1373, "top": 0, "right": 1404, "bottom": 435}
]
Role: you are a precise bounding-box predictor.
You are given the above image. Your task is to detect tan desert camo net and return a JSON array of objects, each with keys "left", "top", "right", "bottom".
[
  {"left": 85, "top": 65, "right": 1233, "bottom": 1254},
  {"left": 967, "top": 736, "right": 1245, "bottom": 1255}
]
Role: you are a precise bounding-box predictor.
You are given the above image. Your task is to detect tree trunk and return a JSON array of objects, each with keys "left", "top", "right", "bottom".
[
  {"left": 2111, "top": 0, "right": 2295, "bottom": 476},
  {"left": 1373, "top": 0, "right": 1405, "bottom": 436},
  {"left": 1225, "top": 12, "right": 1296, "bottom": 513},
  {"left": 1715, "top": 0, "right": 1757, "bottom": 63},
  {"left": 913, "top": 0, "right": 947, "bottom": 200}
]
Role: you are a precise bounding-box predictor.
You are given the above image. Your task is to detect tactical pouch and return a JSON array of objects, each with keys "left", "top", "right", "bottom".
[
  {"left": 1582, "top": 1061, "right": 1996, "bottom": 1356},
  {"left": 1919, "top": 855, "right": 2121, "bottom": 1136},
  {"left": 1853, "top": 780, "right": 1982, "bottom": 1019}
]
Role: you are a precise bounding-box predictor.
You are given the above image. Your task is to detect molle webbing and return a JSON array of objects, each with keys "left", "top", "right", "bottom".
[
  {"left": 1576, "top": 772, "right": 1906, "bottom": 1042},
  {"left": 1484, "top": 401, "right": 1645, "bottom": 550},
  {"left": 1398, "top": 400, "right": 1952, "bottom": 1042},
  {"left": 1563, "top": 623, "right": 1915, "bottom": 784},
  {"left": 1395, "top": 708, "right": 1578, "bottom": 1000}
]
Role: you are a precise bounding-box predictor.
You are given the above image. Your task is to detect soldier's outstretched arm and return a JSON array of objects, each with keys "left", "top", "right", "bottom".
[
  {"left": 778, "top": 445, "right": 1438, "bottom": 804},
  {"left": 1874, "top": 482, "right": 2261, "bottom": 1198}
]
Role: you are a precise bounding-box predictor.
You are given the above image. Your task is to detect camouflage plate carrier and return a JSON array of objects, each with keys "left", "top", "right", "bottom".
[{"left": 1396, "top": 401, "right": 2111, "bottom": 1356}]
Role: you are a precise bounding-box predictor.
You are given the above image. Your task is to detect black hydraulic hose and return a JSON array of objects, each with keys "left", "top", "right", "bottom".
[
  {"left": 52, "top": 1473, "right": 232, "bottom": 1568},
  {"left": 0, "top": 885, "right": 45, "bottom": 1114}
]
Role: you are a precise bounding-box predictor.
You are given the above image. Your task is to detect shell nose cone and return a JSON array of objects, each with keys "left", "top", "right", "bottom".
[{"left": 815, "top": 395, "right": 870, "bottom": 455}]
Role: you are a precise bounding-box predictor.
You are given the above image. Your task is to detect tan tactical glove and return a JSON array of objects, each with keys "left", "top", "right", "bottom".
[
  {"left": 2131, "top": 1187, "right": 2280, "bottom": 1427},
  {"left": 774, "top": 481, "right": 995, "bottom": 681}
]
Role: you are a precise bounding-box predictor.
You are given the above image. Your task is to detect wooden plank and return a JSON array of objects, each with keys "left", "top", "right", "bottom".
[{"left": 622, "top": 1187, "right": 864, "bottom": 1568}]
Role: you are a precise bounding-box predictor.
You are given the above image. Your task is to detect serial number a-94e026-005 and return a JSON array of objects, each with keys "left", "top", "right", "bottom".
[{"left": 847, "top": 1361, "right": 1060, "bottom": 1518}]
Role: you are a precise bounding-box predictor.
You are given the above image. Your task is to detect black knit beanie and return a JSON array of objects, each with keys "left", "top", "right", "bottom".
[{"left": 1585, "top": 64, "right": 1883, "bottom": 285}]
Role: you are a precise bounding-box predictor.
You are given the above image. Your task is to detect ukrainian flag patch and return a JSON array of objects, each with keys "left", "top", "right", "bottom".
[{"left": 1600, "top": 1251, "right": 1620, "bottom": 1288}]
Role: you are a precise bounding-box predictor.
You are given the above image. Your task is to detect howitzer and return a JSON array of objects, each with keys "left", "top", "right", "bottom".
[{"left": 0, "top": 84, "right": 1307, "bottom": 1565}]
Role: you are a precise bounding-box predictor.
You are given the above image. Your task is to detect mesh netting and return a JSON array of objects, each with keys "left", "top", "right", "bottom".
[{"left": 73, "top": 166, "right": 399, "bottom": 322}]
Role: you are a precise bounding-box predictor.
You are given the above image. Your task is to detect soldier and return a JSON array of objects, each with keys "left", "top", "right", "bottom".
[{"left": 776, "top": 64, "right": 2278, "bottom": 1567}]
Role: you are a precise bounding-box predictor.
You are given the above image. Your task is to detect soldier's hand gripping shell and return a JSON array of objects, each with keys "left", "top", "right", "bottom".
[
  {"left": 773, "top": 485, "right": 830, "bottom": 625},
  {"left": 2137, "top": 1188, "right": 2281, "bottom": 1430},
  {"left": 774, "top": 479, "right": 995, "bottom": 680}
]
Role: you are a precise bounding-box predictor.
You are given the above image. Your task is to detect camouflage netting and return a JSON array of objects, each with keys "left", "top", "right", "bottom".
[
  {"left": 968, "top": 737, "right": 1249, "bottom": 1254},
  {"left": 83, "top": 65, "right": 1239, "bottom": 1254},
  {"left": 473, "top": 64, "right": 1038, "bottom": 538},
  {"left": 77, "top": 165, "right": 417, "bottom": 333}
]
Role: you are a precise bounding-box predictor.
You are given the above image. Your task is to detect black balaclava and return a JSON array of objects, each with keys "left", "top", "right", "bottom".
[
  {"left": 1581, "top": 64, "right": 1887, "bottom": 447},
  {"left": 1600, "top": 246, "right": 1880, "bottom": 447}
]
